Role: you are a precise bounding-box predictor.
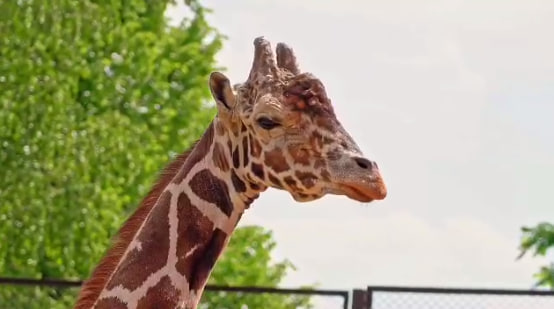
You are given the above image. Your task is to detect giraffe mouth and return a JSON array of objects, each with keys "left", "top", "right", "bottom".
[{"left": 337, "top": 181, "right": 387, "bottom": 203}]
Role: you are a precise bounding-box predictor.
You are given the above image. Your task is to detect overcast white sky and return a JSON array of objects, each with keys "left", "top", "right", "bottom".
[{"left": 168, "top": 0, "right": 554, "bottom": 294}]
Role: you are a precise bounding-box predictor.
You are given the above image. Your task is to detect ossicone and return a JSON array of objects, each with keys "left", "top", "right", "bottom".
[{"left": 247, "top": 36, "right": 301, "bottom": 82}]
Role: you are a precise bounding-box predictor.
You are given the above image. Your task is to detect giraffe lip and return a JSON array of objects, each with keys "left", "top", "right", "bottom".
[{"left": 338, "top": 181, "right": 387, "bottom": 203}]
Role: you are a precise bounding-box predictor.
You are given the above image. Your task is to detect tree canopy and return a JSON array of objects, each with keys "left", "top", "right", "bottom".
[{"left": 0, "top": 0, "right": 311, "bottom": 307}]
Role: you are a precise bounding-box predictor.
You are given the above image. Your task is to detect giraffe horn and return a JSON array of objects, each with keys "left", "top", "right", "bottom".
[
  {"left": 276, "top": 42, "right": 300, "bottom": 74},
  {"left": 248, "top": 36, "right": 278, "bottom": 81}
]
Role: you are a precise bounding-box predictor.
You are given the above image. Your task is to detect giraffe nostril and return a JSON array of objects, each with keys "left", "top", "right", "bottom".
[{"left": 353, "top": 157, "right": 375, "bottom": 170}]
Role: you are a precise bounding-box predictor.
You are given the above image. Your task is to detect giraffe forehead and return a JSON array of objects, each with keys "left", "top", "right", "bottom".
[{"left": 237, "top": 72, "right": 335, "bottom": 116}]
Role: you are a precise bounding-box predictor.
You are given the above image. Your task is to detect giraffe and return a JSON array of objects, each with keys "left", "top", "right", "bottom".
[{"left": 74, "top": 37, "right": 387, "bottom": 309}]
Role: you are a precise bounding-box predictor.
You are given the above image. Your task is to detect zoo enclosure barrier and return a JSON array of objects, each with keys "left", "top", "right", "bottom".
[
  {"left": 3, "top": 277, "right": 554, "bottom": 309},
  {"left": 350, "top": 285, "right": 554, "bottom": 309},
  {"left": 0, "top": 277, "right": 349, "bottom": 309}
]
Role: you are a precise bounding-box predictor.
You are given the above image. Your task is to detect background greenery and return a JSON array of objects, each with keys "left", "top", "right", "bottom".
[
  {"left": 0, "top": 0, "right": 312, "bottom": 307},
  {"left": 519, "top": 222, "right": 554, "bottom": 290}
]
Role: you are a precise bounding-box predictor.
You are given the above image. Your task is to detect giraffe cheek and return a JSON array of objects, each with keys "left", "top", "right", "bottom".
[
  {"left": 264, "top": 148, "right": 290, "bottom": 174},
  {"left": 288, "top": 144, "right": 310, "bottom": 166},
  {"left": 295, "top": 171, "right": 318, "bottom": 190}
]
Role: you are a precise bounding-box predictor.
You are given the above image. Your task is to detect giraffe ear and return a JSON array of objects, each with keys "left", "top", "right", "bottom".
[{"left": 209, "top": 72, "right": 236, "bottom": 111}]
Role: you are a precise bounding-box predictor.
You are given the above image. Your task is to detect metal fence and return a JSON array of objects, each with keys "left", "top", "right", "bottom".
[
  {"left": 362, "top": 286, "right": 554, "bottom": 309},
  {"left": 0, "top": 277, "right": 349, "bottom": 309},
  {"left": 2, "top": 278, "right": 554, "bottom": 309}
]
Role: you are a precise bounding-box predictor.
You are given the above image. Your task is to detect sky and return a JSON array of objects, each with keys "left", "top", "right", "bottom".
[{"left": 167, "top": 0, "right": 554, "bottom": 297}]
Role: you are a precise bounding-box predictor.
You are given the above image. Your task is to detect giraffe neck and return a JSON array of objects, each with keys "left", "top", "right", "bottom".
[{"left": 75, "top": 120, "right": 264, "bottom": 309}]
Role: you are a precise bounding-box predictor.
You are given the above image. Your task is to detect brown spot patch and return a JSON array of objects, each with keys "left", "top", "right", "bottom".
[
  {"left": 212, "top": 142, "right": 230, "bottom": 172},
  {"left": 215, "top": 120, "right": 226, "bottom": 136},
  {"left": 95, "top": 297, "right": 127, "bottom": 309},
  {"left": 190, "top": 228, "right": 228, "bottom": 291},
  {"left": 323, "top": 136, "right": 335, "bottom": 145},
  {"left": 245, "top": 193, "right": 259, "bottom": 208},
  {"left": 283, "top": 176, "right": 300, "bottom": 191},
  {"left": 295, "top": 99, "right": 306, "bottom": 110},
  {"left": 230, "top": 122, "right": 241, "bottom": 137},
  {"left": 268, "top": 173, "right": 282, "bottom": 188},
  {"left": 340, "top": 140, "right": 349, "bottom": 148},
  {"left": 327, "top": 148, "right": 342, "bottom": 160},
  {"left": 264, "top": 149, "right": 289, "bottom": 173},
  {"left": 315, "top": 116, "right": 337, "bottom": 132},
  {"left": 314, "top": 158, "right": 326, "bottom": 169},
  {"left": 242, "top": 136, "right": 249, "bottom": 166},
  {"left": 297, "top": 192, "right": 310, "bottom": 199},
  {"left": 231, "top": 169, "right": 247, "bottom": 193},
  {"left": 310, "top": 130, "right": 324, "bottom": 151},
  {"left": 288, "top": 144, "right": 310, "bottom": 166},
  {"left": 284, "top": 74, "right": 335, "bottom": 117},
  {"left": 175, "top": 192, "right": 214, "bottom": 279},
  {"left": 232, "top": 147, "right": 240, "bottom": 169},
  {"left": 136, "top": 275, "right": 179, "bottom": 309},
  {"left": 251, "top": 162, "right": 265, "bottom": 180},
  {"left": 249, "top": 134, "right": 262, "bottom": 158},
  {"left": 249, "top": 182, "right": 261, "bottom": 191},
  {"left": 295, "top": 171, "right": 317, "bottom": 189},
  {"left": 189, "top": 169, "right": 233, "bottom": 217},
  {"left": 320, "top": 169, "right": 331, "bottom": 182},
  {"left": 106, "top": 191, "right": 171, "bottom": 291}
]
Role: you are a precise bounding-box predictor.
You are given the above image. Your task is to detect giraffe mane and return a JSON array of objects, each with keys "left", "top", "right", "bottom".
[{"left": 75, "top": 124, "right": 214, "bottom": 309}]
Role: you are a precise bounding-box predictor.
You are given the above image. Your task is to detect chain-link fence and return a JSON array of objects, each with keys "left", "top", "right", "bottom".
[{"left": 366, "top": 286, "right": 554, "bottom": 309}]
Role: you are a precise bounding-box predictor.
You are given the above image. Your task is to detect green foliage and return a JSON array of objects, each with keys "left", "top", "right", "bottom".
[
  {"left": 0, "top": 0, "right": 311, "bottom": 308},
  {"left": 519, "top": 222, "right": 554, "bottom": 289}
]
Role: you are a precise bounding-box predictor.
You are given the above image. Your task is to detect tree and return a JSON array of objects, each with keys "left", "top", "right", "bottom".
[
  {"left": 518, "top": 222, "right": 554, "bottom": 289},
  {"left": 0, "top": 0, "right": 312, "bottom": 308}
]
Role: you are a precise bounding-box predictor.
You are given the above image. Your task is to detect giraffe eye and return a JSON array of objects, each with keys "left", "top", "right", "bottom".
[{"left": 256, "top": 117, "right": 280, "bottom": 130}]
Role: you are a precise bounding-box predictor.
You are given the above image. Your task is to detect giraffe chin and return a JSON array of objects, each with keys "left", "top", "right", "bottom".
[
  {"left": 290, "top": 191, "right": 324, "bottom": 203},
  {"left": 335, "top": 182, "right": 387, "bottom": 203}
]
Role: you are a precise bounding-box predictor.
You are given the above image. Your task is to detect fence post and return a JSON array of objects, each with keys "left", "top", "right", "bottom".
[{"left": 352, "top": 289, "right": 370, "bottom": 309}]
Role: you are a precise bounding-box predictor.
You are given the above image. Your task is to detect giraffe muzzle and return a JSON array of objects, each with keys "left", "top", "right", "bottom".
[
  {"left": 328, "top": 157, "right": 387, "bottom": 203},
  {"left": 337, "top": 178, "right": 387, "bottom": 203}
]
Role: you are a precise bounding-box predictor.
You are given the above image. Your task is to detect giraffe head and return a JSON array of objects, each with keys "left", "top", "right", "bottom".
[{"left": 208, "top": 37, "right": 387, "bottom": 203}]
